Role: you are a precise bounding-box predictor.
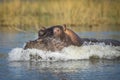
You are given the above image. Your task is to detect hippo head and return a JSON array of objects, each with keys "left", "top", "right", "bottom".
[{"left": 38, "top": 24, "right": 67, "bottom": 39}]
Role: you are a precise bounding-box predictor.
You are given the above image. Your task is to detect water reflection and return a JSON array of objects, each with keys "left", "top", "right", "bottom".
[
  {"left": 8, "top": 61, "right": 93, "bottom": 80},
  {"left": 7, "top": 60, "right": 120, "bottom": 80},
  {"left": 8, "top": 60, "right": 100, "bottom": 73}
]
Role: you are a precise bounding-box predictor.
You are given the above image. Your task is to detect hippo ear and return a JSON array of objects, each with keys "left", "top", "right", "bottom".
[
  {"left": 38, "top": 27, "right": 46, "bottom": 37},
  {"left": 63, "top": 24, "right": 67, "bottom": 31}
]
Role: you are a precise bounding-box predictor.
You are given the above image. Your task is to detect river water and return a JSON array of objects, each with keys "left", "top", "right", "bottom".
[{"left": 0, "top": 30, "right": 120, "bottom": 80}]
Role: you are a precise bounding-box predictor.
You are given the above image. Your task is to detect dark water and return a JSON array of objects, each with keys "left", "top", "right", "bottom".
[{"left": 0, "top": 31, "right": 120, "bottom": 80}]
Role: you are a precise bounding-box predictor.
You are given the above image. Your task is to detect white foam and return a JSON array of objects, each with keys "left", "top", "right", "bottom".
[{"left": 8, "top": 43, "right": 120, "bottom": 61}]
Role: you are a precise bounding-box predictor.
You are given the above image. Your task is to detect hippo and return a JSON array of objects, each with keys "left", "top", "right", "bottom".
[
  {"left": 24, "top": 24, "right": 120, "bottom": 51},
  {"left": 24, "top": 25, "right": 73, "bottom": 51}
]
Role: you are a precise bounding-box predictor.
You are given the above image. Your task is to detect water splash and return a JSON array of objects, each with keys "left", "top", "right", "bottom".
[{"left": 8, "top": 43, "right": 120, "bottom": 61}]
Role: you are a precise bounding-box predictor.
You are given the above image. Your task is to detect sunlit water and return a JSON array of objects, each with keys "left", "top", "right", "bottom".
[{"left": 0, "top": 31, "right": 120, "bottom": 80}]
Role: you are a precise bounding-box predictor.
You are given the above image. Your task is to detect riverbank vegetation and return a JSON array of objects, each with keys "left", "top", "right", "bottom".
[{"left": 0, "top": 0, "right": 120, "bottom": 31}]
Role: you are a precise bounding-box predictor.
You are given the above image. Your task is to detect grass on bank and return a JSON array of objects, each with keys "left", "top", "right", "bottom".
[{"left": 0, "top": 0, "right": 120, "bottom": 31}]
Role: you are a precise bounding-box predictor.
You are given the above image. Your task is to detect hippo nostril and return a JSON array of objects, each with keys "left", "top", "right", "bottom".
[{"left": 57, "top": 30, "right": 59, "bottom": 32}]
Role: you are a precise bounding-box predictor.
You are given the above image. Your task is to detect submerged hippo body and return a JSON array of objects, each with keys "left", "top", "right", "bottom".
[
  {"left": 82, "top": 38, "right": 120, "bottom": 46},
  {"left": 24, "top": 25, "right": 120, "bottom": 51}
]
